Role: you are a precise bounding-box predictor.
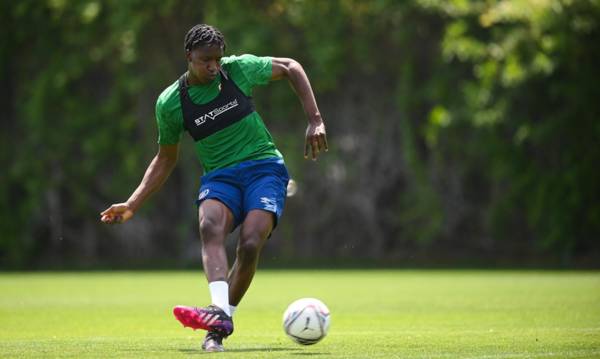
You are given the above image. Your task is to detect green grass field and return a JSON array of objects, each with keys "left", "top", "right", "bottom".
[{"left": 1, "top": 270, "right": 599, "bottom": 358}]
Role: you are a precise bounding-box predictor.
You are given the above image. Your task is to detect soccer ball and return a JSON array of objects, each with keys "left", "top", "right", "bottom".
[{"left": 283, "top": 298, "right": 330, "bottom": 345}]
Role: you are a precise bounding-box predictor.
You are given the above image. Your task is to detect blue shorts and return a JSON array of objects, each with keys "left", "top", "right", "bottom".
[{"left": 196, "top": 157, "right": 290, "bottom": 229}]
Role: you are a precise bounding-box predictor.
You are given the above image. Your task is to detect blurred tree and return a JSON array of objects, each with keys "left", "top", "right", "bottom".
[
  {"left": 421, "top": 0, "right": 600, "bottom": 263},
  {"left": 1, "top": 0, "right": 598, "bottom": 268},
  {"left": 1, "top": 0, "right": 156, "bottom": 266}
]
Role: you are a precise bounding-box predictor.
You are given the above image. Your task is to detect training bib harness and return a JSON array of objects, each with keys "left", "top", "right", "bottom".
[{"left": 178, "top": 70, "right": 255, "bottom": 141}]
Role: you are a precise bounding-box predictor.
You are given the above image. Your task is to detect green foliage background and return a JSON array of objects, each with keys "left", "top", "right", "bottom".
[{"left": 1, "top": 0, "right": 599, "bottom": 268}]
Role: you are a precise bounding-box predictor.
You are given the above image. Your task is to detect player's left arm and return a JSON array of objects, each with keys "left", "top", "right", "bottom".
[{"left": 271, "top": 57, "right": 328, "bottom": 160}]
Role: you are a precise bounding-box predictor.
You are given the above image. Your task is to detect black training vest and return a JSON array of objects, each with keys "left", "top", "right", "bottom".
[{"left": 178, "top": 70, "right": 255, "bottom": 141}]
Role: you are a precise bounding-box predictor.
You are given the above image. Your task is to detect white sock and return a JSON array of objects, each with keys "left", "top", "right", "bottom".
[
  {"left": 229, "top": 305, "right": 237, "bottom": 317},
  {"left": 208, "top": 281, "right": 231, "bottom": 316}
]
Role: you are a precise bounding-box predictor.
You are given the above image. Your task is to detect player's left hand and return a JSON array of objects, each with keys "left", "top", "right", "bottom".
[{"left": 305, "top": 119, "right": 328, "bottom": 161}]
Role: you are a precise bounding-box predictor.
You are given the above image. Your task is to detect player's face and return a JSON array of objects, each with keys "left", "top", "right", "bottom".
[{"left": 187, "top": 45, "right": 224, "bottom": 85}]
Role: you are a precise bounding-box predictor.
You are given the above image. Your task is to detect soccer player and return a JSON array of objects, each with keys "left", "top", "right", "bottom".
[{"left": 100, "top": 24, "right": 327, "bottom": 352}]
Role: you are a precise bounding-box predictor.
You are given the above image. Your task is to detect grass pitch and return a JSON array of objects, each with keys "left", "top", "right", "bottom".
[{"left": 0, "top": 270, "right": 599, "bottom": 358}]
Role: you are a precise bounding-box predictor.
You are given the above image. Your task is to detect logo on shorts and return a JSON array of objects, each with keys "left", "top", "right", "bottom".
[
  {"left": 260, "top": 197, "right": 277, "bottom": 212},
  {"left": 199, "top": 189, "right": 210, "bottom": 200}
]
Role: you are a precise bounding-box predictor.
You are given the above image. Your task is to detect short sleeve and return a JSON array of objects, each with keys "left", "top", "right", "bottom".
[
  {"left": 239, "top": 54, "right": 272, "bottom": 86},
  {"left": 223, "top": 54, "right": 272, "bottom": 93},
  {"left": 156, "top": 96, "right": 183, "bottom": 145}
]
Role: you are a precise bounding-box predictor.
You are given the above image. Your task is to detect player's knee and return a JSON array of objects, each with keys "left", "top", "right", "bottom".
[
  {"left": 199, "top": 215, "right": 226, "bottom": 241},
  {"left": 237, "top": 232, "right": 263, "bottom": 261}
]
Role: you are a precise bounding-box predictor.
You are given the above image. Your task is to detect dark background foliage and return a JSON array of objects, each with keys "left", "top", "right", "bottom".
[{"left": 1, "top": 0, "right": 598, "bottom": 269}]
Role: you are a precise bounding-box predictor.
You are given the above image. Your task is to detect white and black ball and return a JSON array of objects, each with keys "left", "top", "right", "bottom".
[{"left": 283, "top": 298, "right": 331, "bottom": 345}]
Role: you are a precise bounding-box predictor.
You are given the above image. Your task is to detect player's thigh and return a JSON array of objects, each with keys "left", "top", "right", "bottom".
[
  {"left": 240, "top": 209, "right": 275, "bottom": 242},
  {"left": 198, "top": 199, "right": 236, "bottom": 237}
]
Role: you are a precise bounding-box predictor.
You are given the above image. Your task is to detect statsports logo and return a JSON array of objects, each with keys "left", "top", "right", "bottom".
[{"left": 194, "top": 99, "right": 239, "bottom": 126}]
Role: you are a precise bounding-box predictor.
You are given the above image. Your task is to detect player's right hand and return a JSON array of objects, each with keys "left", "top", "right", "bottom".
[{"left": 100, "top": 203, "right": 134, "bottom": 224}]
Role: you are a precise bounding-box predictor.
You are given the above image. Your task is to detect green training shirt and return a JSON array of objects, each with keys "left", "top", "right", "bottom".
[{"left": 155, "top": 54, "right": 282, "bottom": 173}]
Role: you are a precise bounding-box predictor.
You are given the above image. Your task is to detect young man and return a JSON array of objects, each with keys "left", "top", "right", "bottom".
[{"left": 100, "top": 24, "right": 327, "bottom": 352}]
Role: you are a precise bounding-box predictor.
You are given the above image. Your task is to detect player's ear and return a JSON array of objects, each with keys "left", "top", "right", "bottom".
[{"left": 185, "top": 50, "right": 192, "bottom": 63}]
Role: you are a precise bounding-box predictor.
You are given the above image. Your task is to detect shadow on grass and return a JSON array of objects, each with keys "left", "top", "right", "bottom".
[
  {"left": 290, "top": 353, "right": 330, "bottom": 356},
  {"left": 179, "top": 347, "right": 330, "bottom": 355}
]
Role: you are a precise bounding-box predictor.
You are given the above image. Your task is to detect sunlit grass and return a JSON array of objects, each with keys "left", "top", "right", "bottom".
[{"left": 1, "top": 270, "right": 599, "bottom": 358}]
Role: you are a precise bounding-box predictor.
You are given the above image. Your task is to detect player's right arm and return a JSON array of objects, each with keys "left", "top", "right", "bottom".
[{"left": 100, "top": 143, "right": 179, "bottom": 224}]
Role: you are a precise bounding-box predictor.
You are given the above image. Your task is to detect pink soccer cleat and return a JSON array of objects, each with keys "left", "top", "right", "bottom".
[{"left": 173, "top": 304, "right": 234, "bottom": 337}]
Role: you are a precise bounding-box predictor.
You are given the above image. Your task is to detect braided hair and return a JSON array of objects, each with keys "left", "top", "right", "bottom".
[{"left": 184, "top": 24, "right": 226, "bottom": 52}]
